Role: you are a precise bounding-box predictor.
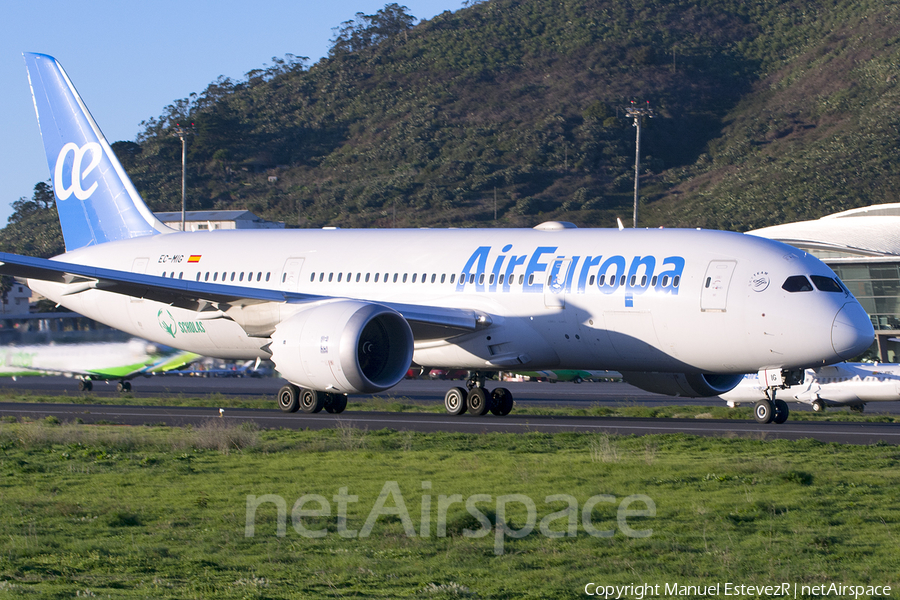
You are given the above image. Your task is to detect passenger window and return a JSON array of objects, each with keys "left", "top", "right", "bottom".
[
  {"left": 431, "top": 274, "right": 436, "bottom": 284},
  {"left": 196, "top": 273, "right": 201, "bottom": 281},
  {"left": 449, "top": 274, "right": 455, "bottom": 284},
  {"left": 811, "top": 275, "right": 844, "bottom": 293},
  {"left": 598, "top": 275, "right": 605, "bottom": 286},
  {"left": 499, "top": 274, "right": 505, "bottom": 285},
  {"left": 356, "top": 273, "right": 361, "bottom": 282},
  {"left": 412, "top": 274, "right": 417, "bottom": 283},
  {"left": 310, "top": 273, "right": 315, "bottom": 282},
  {"left": 782, "top": 275, "right": 813, "bottom": 292},
  {"left": 266, "top": 273, "right": 271, "bottom": 282},
  {"left": 403, "top": 274, "right": 408, "bottom": 283},
  {"left": 469, "top": 274, "right": 476, "bottom": 284},
  {"left": 518, "top": 274, "right": 524, "bottom": 285},
  {"left": 651, "top": 276, "right": 657, "bottom": 286},
  {"left": 479, "top": 274, "right": 485, "bottom": 285},
  {"left": 673, "top": 276, "right": 680, "bottom": 287},
  {"left": 230, "top": 272, "right": 235, "bottom": 281},
  {"left": 589, "top": 275, "right": 595, "bottom": 286},
  {"left": 239, "top": 272, "right": 244, "bottom": 282},
  {"left": 393, "top": 274, "right": 398, "bottom": 283},
  {"left": 528, "top": 274, "right": 534, "bottom": 285},
  {"left": 620, "top": 275, "right": 626, "bottom": 286},
  {"left": 328, "top": 273, "right": 333, "bottom": 282},
  {"left": 179, "top": 272, "right": 183, "bottom": 279},
  {"left": 365, "top": 273, "right": 370, "bottom": 282},
  {"left": 489, "top": 274, "right": 494, "bottom": 285},
  {"left": 162, "top": 271, "right": 166, "bottom": 278},
  {"left": 205, "top": 272, "right": 210, "bottom": 281},
  {"left": 319, "top": 273, "right": 324, "bottom": 282},
  {"left": 338, "top": 273, "right": 343, "bottom": 282}
]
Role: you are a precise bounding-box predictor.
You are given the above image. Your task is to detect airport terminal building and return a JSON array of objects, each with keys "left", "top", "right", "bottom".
[{"left": 751, "top": 203, "right": 900, "bottom": 362}]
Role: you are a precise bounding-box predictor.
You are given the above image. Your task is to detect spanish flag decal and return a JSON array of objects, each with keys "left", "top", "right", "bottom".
[{"left": 187, "top": 255, "right": 201, "bottom": 263}]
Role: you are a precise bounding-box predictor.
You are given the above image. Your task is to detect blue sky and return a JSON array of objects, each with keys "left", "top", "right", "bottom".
[{"left": 0, "top": 0, "right": 463, "bottom": 226}]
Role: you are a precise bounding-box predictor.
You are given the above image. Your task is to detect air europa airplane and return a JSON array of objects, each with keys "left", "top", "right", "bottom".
[{"left": 0, "top": 53, "right": 875, "bottom": 423}]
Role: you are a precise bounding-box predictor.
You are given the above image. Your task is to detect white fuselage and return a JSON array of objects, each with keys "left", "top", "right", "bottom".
[
  {"left": 722, "top": 363, "right": 900, "bottom": 407},
  {"left": 0, "top": 338, "right": 167, "bottom": 377},
  {"left": 28, "top": 226, "right": 872, "bottom": 375}
]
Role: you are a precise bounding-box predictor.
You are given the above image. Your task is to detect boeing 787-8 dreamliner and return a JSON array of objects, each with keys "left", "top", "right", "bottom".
[{"left": 0, "top": 53, "right": 874, "bottom": 423}]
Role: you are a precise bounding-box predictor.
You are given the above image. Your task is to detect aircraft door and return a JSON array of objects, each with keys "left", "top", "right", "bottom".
[
  {"left": 280, "top": 257, "right": 305, "bottom": 292},
  {"left": 126, "top": 257, "right": 150, "bottom": 332},
  {"left": 700, "top": 260, "right": 737, "bottom": 312},
  {"left": 544, "top": 258, "right": 571, "bottom": 309}
]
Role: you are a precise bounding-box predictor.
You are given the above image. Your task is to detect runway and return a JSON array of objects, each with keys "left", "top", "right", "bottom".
[
  {"left": 0, "top": 376, "right": 898, "bottom": 445},
  {"left": 9, "top": 375, "right": 900, "bottom": 412}
]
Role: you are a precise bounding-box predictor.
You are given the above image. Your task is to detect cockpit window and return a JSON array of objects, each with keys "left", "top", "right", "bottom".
[
  {"left": 811, "top": 275, "right": 844, "bottom": 293},
  {"left": 782, "top": 275, "right": 813, "bottom": 292}
]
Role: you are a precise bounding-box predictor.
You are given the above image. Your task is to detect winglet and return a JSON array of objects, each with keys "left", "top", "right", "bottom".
[{"left": 23, "top": 53, "right": 171, "bottom": 251}]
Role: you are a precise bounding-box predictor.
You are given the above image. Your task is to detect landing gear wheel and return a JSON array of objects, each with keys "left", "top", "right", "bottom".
[
  {"left": 78, "top": 380, "right": 93, "bottom": 392},
  {"left": 490, "top": 387, "right": 514, "bottom": 416},
  {"left": 812, "top": 399, "right": 825, "bottom": 412},
  {"left": 466, "top": 387, "right": 490, "bottom": 416},
  {"left": 278, "top": 384, "right": 300, "bottom": 413},
  {"left": 299, "top": 388, "right": 324, "bottom": 413},
  {"left": 444, "top": 387, "right": 468, "bottom": 415},
  {"left": 324, "top": 393, "right": 348, "bottom": 414},
  {"left": 116, "top": 381, "right": 132, "bottom": 393},
  {"left": 773, "top": 399, "right": 789, "bottom": 424},
  {"left": 754, "top": 399, "right": 774, "bottom": 424}
]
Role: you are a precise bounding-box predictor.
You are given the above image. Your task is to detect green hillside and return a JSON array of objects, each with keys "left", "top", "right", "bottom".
[{"left": 8, "top": 0, "right": 900, "bottom": 240}]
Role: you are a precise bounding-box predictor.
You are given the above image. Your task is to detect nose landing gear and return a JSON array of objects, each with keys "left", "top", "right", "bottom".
[{"left": 754, "top": 368, "right": 801, "bottom": 424}]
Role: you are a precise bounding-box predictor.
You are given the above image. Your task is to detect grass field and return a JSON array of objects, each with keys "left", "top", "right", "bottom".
[{"left": 0, "top": 418, "right": 897, "bottom": 599}]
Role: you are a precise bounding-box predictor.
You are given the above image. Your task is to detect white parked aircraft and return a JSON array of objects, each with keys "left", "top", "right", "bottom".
[
  {"left": 0, "top": 338, "right": 198, "bottom": 391},
  {"left": 721, "top": 363, "right": 900, "bottom": 414},
  {"left": 0, "top": 53, "right": 875, "bottom": 422}
]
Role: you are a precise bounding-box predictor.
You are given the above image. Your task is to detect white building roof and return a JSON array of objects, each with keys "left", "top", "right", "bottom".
[
  {"left": 749, "top": 203, "right": 900, "bottom": 258},
  {"left": 155, "top": 210, "right": 259, "bottom": 222}
]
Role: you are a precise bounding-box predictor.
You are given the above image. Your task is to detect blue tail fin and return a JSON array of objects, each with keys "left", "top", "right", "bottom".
[{"left": 24, "top": 53, "right": 170, "bottom": 251}]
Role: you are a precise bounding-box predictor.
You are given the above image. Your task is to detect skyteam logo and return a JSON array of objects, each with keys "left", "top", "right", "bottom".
[{"left": 54, "top": 142, "right": 103, "bottom": 201}]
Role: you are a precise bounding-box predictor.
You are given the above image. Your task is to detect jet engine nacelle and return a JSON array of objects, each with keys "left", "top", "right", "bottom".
[
  {"left": 270, "top": 300, "right": 414, "bottom": 394},
  {"left": 620, "top": 371, "right": 744, "bottom": 397}
]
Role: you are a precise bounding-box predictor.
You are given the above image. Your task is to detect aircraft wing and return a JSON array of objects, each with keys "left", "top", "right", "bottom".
[{"left": 0, "top": 251, "right": 481, "bottom": 338}]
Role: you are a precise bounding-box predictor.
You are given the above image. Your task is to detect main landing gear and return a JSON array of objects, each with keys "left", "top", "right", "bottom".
[
  {"left": 278, "top": 384, "right": 348, "bottom": 414},
  {"left": 443, "top": 372, "right": 514, "bottom": 417},
  {"left": 77, "top": 379, "right": 132, "bottom": 393}
]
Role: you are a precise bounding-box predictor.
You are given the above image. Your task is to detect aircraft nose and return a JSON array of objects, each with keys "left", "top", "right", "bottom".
[{"left": 832, "top": 302, "right": 875, "bottom": 360}]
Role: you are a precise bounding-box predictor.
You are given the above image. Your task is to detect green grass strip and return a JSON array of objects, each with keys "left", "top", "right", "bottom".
[{"left": 0, "top": 421, "right": 897, "bottom": 598}]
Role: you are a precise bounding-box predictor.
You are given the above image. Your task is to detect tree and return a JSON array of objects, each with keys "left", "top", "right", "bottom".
[
  {"left": 329, "top": 3, "right": 416, "bottom": 55},
  {"left": 0, "top": 181, "right": 64, "bottom": 258}
]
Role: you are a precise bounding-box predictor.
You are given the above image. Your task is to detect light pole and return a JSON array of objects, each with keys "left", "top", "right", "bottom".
[
  {"left": 171, "top": 123, "right": 193, "bottom": 231},
  {"left": 625, "top": 101, "right": 654, "bottom": 228}
]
